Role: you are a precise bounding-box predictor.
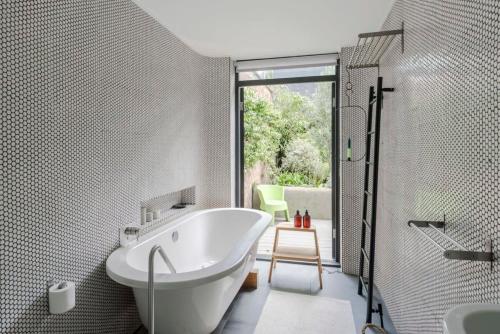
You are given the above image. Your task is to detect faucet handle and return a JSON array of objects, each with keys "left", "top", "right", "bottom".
[
  {"left": 124, "top": 226, "right": 140, "bottom": 235},
  {"left": 120, "top": 224, "right": 141, "bottom": 247}
]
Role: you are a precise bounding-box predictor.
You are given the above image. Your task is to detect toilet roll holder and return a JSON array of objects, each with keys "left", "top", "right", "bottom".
[
  {"left": 47, "top": 279, "right": 68, "bottom": 292},
  {"left": 47, "top": 279, "right": 75, "bottom": 314},
  {"left": 47, "top": 279, "right": 67, "bottom": 290}
]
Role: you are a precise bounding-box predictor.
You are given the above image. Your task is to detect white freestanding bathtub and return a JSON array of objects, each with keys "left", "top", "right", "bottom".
[{"left": 106, "top": 208, "right": 271, "bottom": 334}]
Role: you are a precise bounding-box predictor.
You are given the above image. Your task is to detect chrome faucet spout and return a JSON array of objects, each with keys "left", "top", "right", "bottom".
[{"left": 148, "top": 244, "right": 176, "bottom": 334}]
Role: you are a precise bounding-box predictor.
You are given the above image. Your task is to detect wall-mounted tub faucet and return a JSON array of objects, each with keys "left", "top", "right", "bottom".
[
  {"left": 119, "top": 225, "right": 142, "bottom": 247},
  {"left": 124, "top": 226, "right": 140, "bottom": 239}
]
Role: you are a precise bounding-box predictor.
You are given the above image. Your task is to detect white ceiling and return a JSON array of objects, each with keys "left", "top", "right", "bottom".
[{"left": 133, "top": 0, "right": 395, "bottom": 60}]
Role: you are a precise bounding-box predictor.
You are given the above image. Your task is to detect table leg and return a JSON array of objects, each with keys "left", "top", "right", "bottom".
[
  {"left": 268, "top": 258, "right": 274, "bottom": 283},
  {"left": 313, "top": 230, "right": 323, "bottom": 288},
  {"left": 317, "top": 259, "right": 323, "bottom": 289},
  {"left": 272, "top": 228, "right": 280, "bottom": 252}
]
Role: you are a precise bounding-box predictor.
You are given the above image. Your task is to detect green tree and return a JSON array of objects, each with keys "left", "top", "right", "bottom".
[
  {"left": 243, "top": 89, "right": 281, "bottom": 170},
  {"left": 308, "top": 82, "right": 332, "bottom": 166},
  {"left": 271, "top": 86, "right": 311, "bottom": 167}
]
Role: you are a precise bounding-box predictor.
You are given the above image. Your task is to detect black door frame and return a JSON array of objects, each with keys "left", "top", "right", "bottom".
[
  {"left": 235, "top": 63, "right": 341, "bottom": 263},
  {"left": 333, "top": 58, "right": 341, "bottom": 262}
]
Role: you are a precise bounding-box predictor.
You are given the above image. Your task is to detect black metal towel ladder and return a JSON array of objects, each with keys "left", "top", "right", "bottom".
[{"left": 357, "top": 76, "right": 392, "bottom": 327}]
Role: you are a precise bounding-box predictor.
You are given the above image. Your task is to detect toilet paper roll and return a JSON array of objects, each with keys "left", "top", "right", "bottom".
[{"left": 49, "top": 281, "right": 75, "bottom": 314}]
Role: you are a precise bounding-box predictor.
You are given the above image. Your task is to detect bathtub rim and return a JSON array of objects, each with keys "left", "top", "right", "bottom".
[{"left": 106, "top": 208, "right": 271, "bottom": 290}]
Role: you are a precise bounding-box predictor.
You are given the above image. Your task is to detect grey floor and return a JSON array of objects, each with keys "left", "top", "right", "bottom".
[
  {"left": 136, "top": 260, "right": 396, "bottom": 334},
  {"left": 215, "top": 260, "right": 397, "bottom": 334}
]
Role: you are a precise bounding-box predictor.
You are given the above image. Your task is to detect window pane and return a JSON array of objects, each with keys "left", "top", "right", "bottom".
[{"left": 239, "top": 65, "right": 335, "bottom": 81}]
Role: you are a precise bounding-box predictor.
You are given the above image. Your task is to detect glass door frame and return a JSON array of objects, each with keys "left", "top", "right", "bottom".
[{"left": 234, "top": 59, "right": 341, "bottom": 263}]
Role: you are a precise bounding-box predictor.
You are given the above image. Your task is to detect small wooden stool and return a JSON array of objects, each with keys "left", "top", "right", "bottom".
[
  {"left": 241, "top": 268, "right": 259, "bottom": 290},
  {"left": 268, "top": 223, "right": 323, "bottom": 289}
]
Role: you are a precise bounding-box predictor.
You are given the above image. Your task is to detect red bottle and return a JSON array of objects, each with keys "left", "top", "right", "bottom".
[
  {"left": 303, "top": 210, "right": 311, "bottom": 228},
  {"left": 294, "top": 210, "right": 302, "bottom": 228}
]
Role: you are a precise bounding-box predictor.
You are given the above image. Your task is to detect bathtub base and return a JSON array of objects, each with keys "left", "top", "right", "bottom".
[{"left": 134, "top": 245, "right": 257, "bottom": 334}]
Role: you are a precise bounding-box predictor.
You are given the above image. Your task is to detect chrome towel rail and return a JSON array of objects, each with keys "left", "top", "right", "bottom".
[
  {"left": 148, "top": 245, "right": 176, "bottom": 334},
  {"left": 347, "top": 22, "right": 404, "bottom": 69},
  {"left": 409, "top": 221, "right": 445, "bottom": 252},
  {"left": 408, "top": 220, "right": 493, "bottom": 263}
]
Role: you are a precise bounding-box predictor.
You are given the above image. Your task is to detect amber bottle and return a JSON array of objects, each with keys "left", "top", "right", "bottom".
[
  {"left": 294, "top": 210, "right": 302, "bottom": 228},
  {"left": 303, "top": 210, "right": 311, "bottom": 228}
]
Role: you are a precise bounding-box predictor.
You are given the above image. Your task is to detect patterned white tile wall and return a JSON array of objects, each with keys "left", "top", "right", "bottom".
[
  {"left": 340, "top": 47, "right": 378, "bottom": 275},
  {"left": 0, "top": 1, "right": 231, "bottom": 333},
  {"left": 341, "top": 0, "right": 500, "bottom": 332},
  {"left": 200, "top": 57, "right": 232, "bottom": 208}
]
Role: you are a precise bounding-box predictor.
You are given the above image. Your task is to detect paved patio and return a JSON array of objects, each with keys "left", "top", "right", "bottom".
[{"left": 257, "top": 218, "right": 334, "bottom": 263}]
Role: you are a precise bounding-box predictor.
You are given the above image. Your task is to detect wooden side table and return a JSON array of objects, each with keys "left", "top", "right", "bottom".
[{"left": 267, "top": 223, "right": 323, "bottom": 289}]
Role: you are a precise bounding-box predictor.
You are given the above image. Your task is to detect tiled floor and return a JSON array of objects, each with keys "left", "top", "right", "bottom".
[
  {"left": 216, "top": 260, "right": 397, "bottom": 334},
  {"left": 257, "top": 219, "right": 335, "bottom": 263}
]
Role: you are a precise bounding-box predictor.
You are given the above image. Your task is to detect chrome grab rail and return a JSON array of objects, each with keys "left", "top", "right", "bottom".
[
  {"left": 409, "top": 221, "right": 445, "bottom": 251},
  {"left": 427, "top": 223, "right": 466, "bottom": 250},
  {"left": 148, "top": 245, "right": 176, "bottom": 334},
  {"left": 408, "top": 220, "right": 493, "bottom": 263}
]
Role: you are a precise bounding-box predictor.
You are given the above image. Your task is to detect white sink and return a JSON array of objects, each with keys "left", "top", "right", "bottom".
[{"left": 444, "top": 304, "right": 500, "bottom": 334}]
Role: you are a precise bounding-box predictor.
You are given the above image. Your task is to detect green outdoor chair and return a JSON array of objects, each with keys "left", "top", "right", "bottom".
[{"left": 256, "top": 185, "right": 290, "bottom": 225}]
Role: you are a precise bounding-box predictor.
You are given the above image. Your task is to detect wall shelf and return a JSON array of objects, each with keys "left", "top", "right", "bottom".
[
  {"left": 408, "top": 220, "right": 493, "bottom": 263},
  {"left": 347, "top": 23, "right": 404, "bottom": 69}
]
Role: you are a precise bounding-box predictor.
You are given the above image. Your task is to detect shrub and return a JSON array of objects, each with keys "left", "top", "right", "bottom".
[
  {"left": 276, "top": 172, "right": 311, "bottom": 186},
  {"left": 282, "top": 139, "right": 323, "bottom": 177}
]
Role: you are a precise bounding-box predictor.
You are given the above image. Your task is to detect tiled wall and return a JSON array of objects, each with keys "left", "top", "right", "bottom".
[
  {"left": 0, "top": 1, "right": 231, "bottom": 333},
  {"left": 339, "top": 47, "right": 377, "bottom": 275},
  {"left": 341, "top": 0, "right": 500, "bottom": 332}
]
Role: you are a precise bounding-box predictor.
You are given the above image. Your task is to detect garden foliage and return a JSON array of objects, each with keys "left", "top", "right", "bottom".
[{"left": 244, "top": 82, "right": 331, "bottom": 187}]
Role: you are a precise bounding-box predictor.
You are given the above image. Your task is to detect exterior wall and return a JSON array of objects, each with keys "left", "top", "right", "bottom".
[
  {"left": 341, "top": 0, "right": 500, "bottom": 332},
  {"left": 244, "top": 163, "right": 271, "bottom": 209},
  {"left": 0, "top": 1, "right": 231, "bottom": 332},
  {"left": 253, "top": 186, "right": 332, "bottom": 220},
  {"left": 283, "top": 187, "right": 331, "bottom": 220}
]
